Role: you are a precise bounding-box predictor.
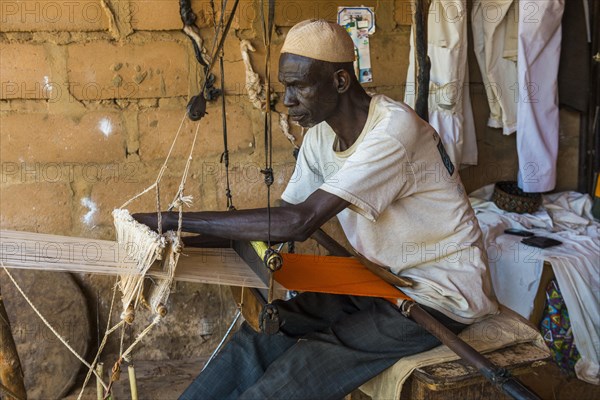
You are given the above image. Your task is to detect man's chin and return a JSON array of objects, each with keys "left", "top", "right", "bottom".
[{"left": 291, "top": 119, "right": 316, "bottom": 128}]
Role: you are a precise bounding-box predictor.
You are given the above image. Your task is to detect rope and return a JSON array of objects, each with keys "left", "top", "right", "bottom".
[
  {"left": 1, "top": 262, "right": 109, "bottom": 392},
  {"left": 168, "top": 122, "right": 201, "bottom": 213},
  {"left": 77, "top": 277, "right": 123, "bottom": 400},
  {"left": 120, "top": 113, "right": 188, "bottom": 210},
  {"left": 120, "top": 316, "right": 162, "bottom": 361}
]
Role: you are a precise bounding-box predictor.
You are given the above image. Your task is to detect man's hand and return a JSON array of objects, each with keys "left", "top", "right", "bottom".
[{"left": 131, "top": 212, "right": 175, "bottom": 232}]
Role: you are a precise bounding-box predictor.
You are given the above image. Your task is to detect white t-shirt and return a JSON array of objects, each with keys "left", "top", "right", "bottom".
[{"left": 281, "top": 95, "right": 498, "bottom": 324}]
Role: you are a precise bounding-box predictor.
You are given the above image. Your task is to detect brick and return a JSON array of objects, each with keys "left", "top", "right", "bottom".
[
  {"left": 89, "top": 167, "right": 211, "bottom": 227},
  {"left": 67, "top": 41, "right": 188, "bottom": 100},
  {"left": 138, "top": 100, "right": 254, "bottom": 162},
  {"left": 205, "top": 155, "right": 292, "bottom": 210},
  {"left": 128, "top": 0, "right": 254, "bottom": 31},
  {"left": 0, "top": 43, "right": 51, "bottom": 100},
  {"left": 233, "top": 0, "right": 256, "bottom": 30},
  {"left": 376, "top": 1, "right": 396, "bottom": 31},
  {"left": 0, "top": 0, "right": 108, "bottom": 32},
  {"left": 0, "top": 111, "right": 126, "bottom": 163},
  {"left": 130, "top": 0, "right": 208, "bottom": 31},
  {"left": 129, "top": 0, "right": 191, "bottom": 31},
  {"left": 89, "top": 178, "right": 158, "bottom": 228},
  {"left": 0, "top": 182, "right": 72, "bottom": 234},
  {"left": 218, "top": 37, "right": 285, "bottom": 98},
  {"left": 368, "top": 33, "right": 410, "bottom": 88},
  {"left": 395, "top": 0, "right": 413, "bottom": 26},
  {"left": 217, "top": 35, "right": 250, "bottom": 95}
]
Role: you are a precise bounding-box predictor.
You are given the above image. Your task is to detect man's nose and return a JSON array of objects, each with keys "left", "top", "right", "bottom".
[{"left": 283, "top": 88, "right": 297, "bottom": 107}]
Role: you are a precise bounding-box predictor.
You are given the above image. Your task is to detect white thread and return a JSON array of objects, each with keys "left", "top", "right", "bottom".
[{"left": 1, "top": 261, "right": 109, "bottom": 392}]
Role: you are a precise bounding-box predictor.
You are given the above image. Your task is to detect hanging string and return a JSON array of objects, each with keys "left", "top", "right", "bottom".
[
  {"left": 260, "top": 0, "right": 275, "bottom": 248},
  {"left": 211, "top": 0, "right": 235, "bottom": 211},
  {"left": 77, "top": 280, "right": 125, "bottom": 399},
  {"left": 120, "top": 113, "right": 188, "bottom": 211},
  {"left": 201, "top": 0, "right": 241, "bottom": 96},
  {"left": 1, "top": 262, "right": 110, "bottom": 392}
]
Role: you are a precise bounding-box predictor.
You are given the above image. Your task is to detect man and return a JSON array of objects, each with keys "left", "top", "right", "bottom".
[{"left": 136, "top": 19, "right": 497, "bottom": 400}]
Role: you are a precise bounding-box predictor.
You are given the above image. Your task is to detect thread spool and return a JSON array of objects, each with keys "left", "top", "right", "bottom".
[
  {"left": 264, "top": 249, "right": 283, "bottom": 272},
  {"left": 123, "top": 305, "right": 135, "bottom": 325},
  {"left": 157, "top": 304, "right": 168, "bottom": 317}
]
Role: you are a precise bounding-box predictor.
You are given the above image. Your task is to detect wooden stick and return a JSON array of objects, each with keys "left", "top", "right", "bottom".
[
  {"left": 96, "top": 363, "right": 104, "bottom": 400},
  {"left": 0, "top": 284, "right": 27, "bottom": 400},
  {"left": 413, "top": 0, "right": 432, "bottom": 121},
  {"left": 406, "top": 302, "right": 540, "bottom": 400},
  {"left": 128, "top": 365, "right": 138, "bottom": 400}
]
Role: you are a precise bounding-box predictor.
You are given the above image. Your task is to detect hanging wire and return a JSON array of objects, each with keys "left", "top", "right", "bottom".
[{"left": 201, "top": 309, "right": 242, "bottom": 371}]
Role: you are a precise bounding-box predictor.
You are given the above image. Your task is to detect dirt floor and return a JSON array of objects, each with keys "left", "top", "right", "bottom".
[
  {"left": 63, "top": 357, "right": 600, "bottom": 400},
  {"left": 64, "top": 358, "right": 205, "bottom": 399}
]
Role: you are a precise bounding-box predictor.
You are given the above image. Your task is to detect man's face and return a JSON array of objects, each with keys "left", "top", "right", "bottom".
[{"left": 278, "top": 53, "right": 339, "bottom": 128}]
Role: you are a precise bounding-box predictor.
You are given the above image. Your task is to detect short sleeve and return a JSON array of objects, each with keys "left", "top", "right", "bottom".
[
  {"left": 281, "top": 137, "right": 324, "bottom": 205},
  {"left": 320, "top": 131, "right": 416, "bottom": 221}
]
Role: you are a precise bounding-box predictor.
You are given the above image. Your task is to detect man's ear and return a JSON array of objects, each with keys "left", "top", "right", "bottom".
[{"left": 333, "top": 69, "right": 351, "bottom": 94}]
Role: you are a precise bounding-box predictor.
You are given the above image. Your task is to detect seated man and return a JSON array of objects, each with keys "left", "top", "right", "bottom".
[{"left": 136, "top": 19, "right": 498, "bottom": 400}]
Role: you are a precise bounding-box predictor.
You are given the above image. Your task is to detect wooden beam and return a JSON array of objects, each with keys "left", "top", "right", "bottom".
[{"left": 0, "top": 230, "right": 266, "bottom": 289}]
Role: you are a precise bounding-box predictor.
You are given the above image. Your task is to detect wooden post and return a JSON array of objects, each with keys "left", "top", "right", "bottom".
[
  {"left": 412, "top": 0, "right": 432, "bottom": 121},
  {"left": 0, "top": 285, "right": 27, "bottom": 400}
]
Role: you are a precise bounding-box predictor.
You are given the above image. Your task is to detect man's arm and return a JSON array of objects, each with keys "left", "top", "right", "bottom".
[{"left": 133, "top": 189, "right": 349, "bottom": 243}]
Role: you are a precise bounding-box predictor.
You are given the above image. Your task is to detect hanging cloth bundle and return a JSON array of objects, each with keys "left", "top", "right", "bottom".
[{"left": 180, "top": 0, "right": 241, "bottom": 121}]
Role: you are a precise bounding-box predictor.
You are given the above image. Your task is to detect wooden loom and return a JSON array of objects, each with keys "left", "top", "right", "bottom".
[{"left": 0, "top": 230, "right": 408, "bottom": 304}]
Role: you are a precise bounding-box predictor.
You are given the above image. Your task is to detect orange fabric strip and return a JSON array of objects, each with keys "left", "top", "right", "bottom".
[{"left": 275, "top": 254, "right": 412, "bottom": 303}]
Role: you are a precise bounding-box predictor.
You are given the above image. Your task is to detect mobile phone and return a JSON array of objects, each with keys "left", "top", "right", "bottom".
[
  {"left": 504, "top": 228, "right": 534, "bottom": 237},
  {"left": 521, "top": 236, "right": 562, "bottom": 249}
]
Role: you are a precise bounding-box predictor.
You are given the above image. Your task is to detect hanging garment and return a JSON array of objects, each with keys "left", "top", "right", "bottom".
[
  {"left": 558, "top": 0, "right": 591, "bottom": 112},
  {"left": 405, "top": 0, "right": 478, "bottom": 168},
  {"left": 516, "top": 0, "right": 565, "bottom": 193},
  {"left": 471, "top": 0, "right": 519, "bottom": 135}
]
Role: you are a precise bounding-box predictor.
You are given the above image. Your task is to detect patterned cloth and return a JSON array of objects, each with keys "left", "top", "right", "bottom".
[{"left": 540, "top": 280, "right": 581, "bottom": 376}]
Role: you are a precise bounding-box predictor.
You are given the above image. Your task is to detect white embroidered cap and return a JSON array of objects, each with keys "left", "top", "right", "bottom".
[{"left": 281, "top": 19, "right": 355, "bottom": 63}]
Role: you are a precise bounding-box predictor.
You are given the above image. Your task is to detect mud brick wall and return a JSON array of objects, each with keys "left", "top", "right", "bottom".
[{"left": 0, "top": 0, "right": 580, "bottom": 388}]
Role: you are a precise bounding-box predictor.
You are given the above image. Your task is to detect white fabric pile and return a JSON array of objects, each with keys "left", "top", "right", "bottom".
[{"left": 470, "top": 185, "right": 600, "bottom": 384}]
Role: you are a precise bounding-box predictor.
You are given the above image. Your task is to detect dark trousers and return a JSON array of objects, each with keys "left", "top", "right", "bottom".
[{"left": 180, "top": 293, "right": 467, "bottom": 400}]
